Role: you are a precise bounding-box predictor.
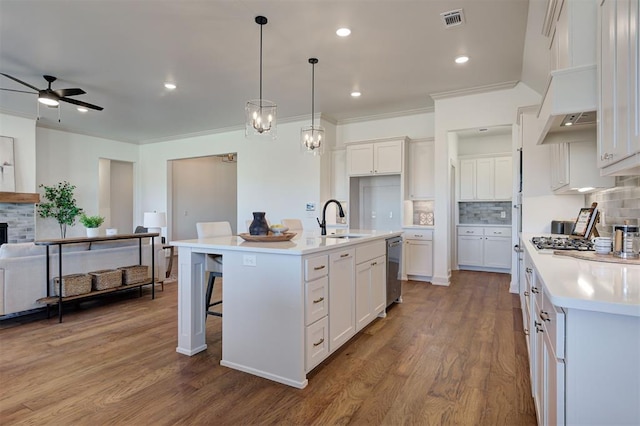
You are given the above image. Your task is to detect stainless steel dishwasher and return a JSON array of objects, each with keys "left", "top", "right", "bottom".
[{"left": 386, "top": 236, "right": 403, "bottom": 307}]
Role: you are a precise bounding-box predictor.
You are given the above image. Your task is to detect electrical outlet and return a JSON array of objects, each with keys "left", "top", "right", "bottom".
[
  {"left": 243, "top": 254, "right": 257, "bottom": 267},
  {"left": 500, "top": 211, "right": 506, "bottom": 219}
]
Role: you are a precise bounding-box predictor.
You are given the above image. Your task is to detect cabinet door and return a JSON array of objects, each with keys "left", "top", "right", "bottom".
[
  {"left": 599, "top": 0, "right": 617, "bottom": 167},
  {"left": 543, "top": 335, "right": 566, "bottom": 426},
  {"left": 550, "top": 143, "right": 569, "bottom": 190},
  {"left": 483, "top": 237, "right": 512, "bottom": 269},
  {"left": 493, "top": 157, "right": 513, "bottom": 200},
  {"left": 409, "top": 140, "right": 435, "bottom": 199},
  {"left": 374, "top": 140, "right": 403, "bottom": 174},
  {"left": 329, "top": 249, "right": 356, "bottom": 352},
  {"left": 305, "top": 316, "right": 329, "bottom": 371},
  {"left": 459, "top": 159, "right": 476, "bottom": 200},
  {"left": 355, "top": 261, "right": 372, "bottom": 332},
  {"left": 371, "top": 255, "right": 386, "bottom": 315},
  {"left": 346, "top": 144, "right": 374, "bottom": 176},
  {"left": 457, "top": 235, "right": 483, "bottom": 266},
  {"left": 405, "top": 240, "right": 433, "bottom": 276},
  {"left": 475, "top": 158, "right": 494, "bottom": 200},
  {"left": 331, "top": 149, "right": 347, "bottom": 200}
]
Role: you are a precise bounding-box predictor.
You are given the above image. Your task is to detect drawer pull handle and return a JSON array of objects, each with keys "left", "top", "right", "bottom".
[
  {"left": 371, "top": 261, "right": 377, "bottom": 266},
  {"left": 531, "top": 287, "right": 539, "bottom": 294},
  {"left": 313, "top": 265, "right": 326, "bottom": 271},
  {"left": 414, "top": 234, "right": 423, "bottom": 238},
  {"left": 313, "top": 297, "right": 324, "bottom": 304},
  {"left": 526, "top": 267, "right": 532, "bottom": 273},
  {"left": 540, "top": 311, "right": 550, "bottom": 322},
  {"left": 534, "top": 320, "right": 542, "bottom": 327},
  {"left": 494, "top": 232, "right": 502, "bottom": 235},
  {"left": 466, "top": 231, "right": 473, "bottom": 233},
  {"left": 340, "top": 253, "right": 350, "bottom": 258},
  {"left": 524, "top": 291, "right": 529, "bottom": 296},
  {"left": 535, "top": 325, "right": 544, "bottom": 333},
  {"left": 313, "top": 338, "right": 325, "bottom": 347},
  {"left": 524, "top": 328, "right": 529, "bottom": 336}
]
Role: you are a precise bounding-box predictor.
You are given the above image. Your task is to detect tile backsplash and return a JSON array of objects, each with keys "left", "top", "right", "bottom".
[
  {"left": 586, "top": 176, "right": 640, "bottom": 237},
  {"left": 459, "top": 201, "right": 512, "bottom": 225}
]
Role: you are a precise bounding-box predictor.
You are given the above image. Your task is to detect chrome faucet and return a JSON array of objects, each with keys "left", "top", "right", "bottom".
[{"left": 317, "top": 199, "right": 345, "bottom": 236}]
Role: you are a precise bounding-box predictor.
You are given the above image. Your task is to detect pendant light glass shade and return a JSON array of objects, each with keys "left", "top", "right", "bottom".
[
  {"left": 246, "top": 16, "right": 277, "bottom": 139},
  {"left": 301, "top": 58, "right": 324, "bottom": 156}
]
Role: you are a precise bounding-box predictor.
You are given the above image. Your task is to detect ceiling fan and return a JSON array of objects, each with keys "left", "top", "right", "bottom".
[{"left": 0, "top": 73, "right": 103, "bottom": 111}]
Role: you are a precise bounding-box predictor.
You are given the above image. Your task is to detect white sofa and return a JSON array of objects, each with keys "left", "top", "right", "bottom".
[{"left": 0, "top": 240, "right": 166, "bottom": 316}]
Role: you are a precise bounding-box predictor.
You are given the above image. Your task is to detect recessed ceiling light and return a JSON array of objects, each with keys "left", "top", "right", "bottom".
[
  {"left": 336, "top": 28, "right": 351, "bottom": 37},
  {"left": 351, "top": 91, "right": 361, "bottom": 97},
  {"left": 164, "top": 82, "right": 177, "bottom": 90},
  {"left": 455, "top": 55, "right": 469, "bottom": 64},
  {"left": 77, "top": 107, "right": 88, "bottom": 113}
]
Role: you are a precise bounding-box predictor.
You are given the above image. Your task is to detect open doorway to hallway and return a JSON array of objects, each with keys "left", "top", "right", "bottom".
[{"left": 169, "top": 154, "right": 238, "bottom": 240}]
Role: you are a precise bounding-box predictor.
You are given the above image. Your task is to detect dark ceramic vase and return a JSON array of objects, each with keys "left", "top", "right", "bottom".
[{"left": 249, "top": 212, "right": 269, "bottom": 236}]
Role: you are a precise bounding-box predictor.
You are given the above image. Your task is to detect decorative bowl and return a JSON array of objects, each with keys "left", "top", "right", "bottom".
[{"left": 269, "top": 225, "right": 289, "bottom": 235}]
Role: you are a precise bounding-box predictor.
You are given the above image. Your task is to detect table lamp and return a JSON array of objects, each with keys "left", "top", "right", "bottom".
[{"left": 143, "top": 211, "right": 166, "bottom": 238}]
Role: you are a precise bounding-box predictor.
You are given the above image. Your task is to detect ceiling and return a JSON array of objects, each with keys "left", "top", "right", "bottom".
[{"left": 0, "top": 0, "right": 530, "bottom": 144}]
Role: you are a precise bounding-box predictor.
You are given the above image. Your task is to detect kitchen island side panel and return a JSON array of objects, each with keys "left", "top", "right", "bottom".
[
  {"left": 220, "top": 250, "right": 307, "bottom": 388},
  {"left": 565, "top": 308, "right": 640, "bottom": 425}
]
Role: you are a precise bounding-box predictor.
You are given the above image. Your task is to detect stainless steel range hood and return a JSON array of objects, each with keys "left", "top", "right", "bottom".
[{"left": 536, "top": 64, "right": 598, "bottom": 145}]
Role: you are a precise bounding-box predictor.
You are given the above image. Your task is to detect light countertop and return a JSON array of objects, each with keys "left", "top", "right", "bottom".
[
  {"left": 171, "top": 229, "right": 403, "bottom": 256},
  {"left": 522, "top": 234, "right": 640, "bottom": 317}
]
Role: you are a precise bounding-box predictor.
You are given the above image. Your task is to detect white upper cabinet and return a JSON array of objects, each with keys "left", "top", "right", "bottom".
[
  {"left": 459, "top": 156, "right": 512, "bottom": 201},
  {"left": 408, "top": 139, "right": 435, "bottom": 199},
  {"left": 598, "top": 0, "right": 640, "bottom": 175},
  {"left": 550, "top": 141, "right": 614, "bottom": 193},
  {"left": 346, "top": 138, "right": 405, "bottom": 176}
]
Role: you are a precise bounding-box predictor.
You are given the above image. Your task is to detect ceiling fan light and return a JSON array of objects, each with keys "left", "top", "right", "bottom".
[{"left": 38, "top": 92, "right": 59, "bottom": 107}]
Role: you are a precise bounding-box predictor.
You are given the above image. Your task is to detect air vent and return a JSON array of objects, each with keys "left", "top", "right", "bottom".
[{"left": 441, "top": 9, "right": 465, "bottom": 28}]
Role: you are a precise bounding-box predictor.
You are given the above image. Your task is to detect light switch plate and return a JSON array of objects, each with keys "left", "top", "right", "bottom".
[{"left": 243, "top": 254, "right": 257, "bottom": 267}]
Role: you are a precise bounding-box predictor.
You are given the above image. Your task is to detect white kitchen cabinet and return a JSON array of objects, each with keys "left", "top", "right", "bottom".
[
  {"left": 458, "top": 156, "right": 512, "bottom": 201},
  {"left": 355, "top": 255, "right": 385, "bottom": 332},
  {"left": 355, "top": 240, "right": 386, "bottom": 332},
  {"left": 598, "top": 0, "right": 640, "bottom": 175},
  {"left": 550, "top": 141, "right": 614, "bottom": 193},
  {"left": 457, "top": 226, "right": 511, "bottom": 270},
  {"left": 328, "top": 248, "right": 356, "bottom": 352},
  {"left": 408, "top": 140, "right": 435, "bottom": 199},
  {"left": 304, "top": 254, "right": 329, "bottom": 371},
  {"left": 346, "top": 139, "right": 404, "bottom": 176},
  {"left": 331, "top": 149, "right": 347, "bottom": 200},
  {"left": 403, "top": 230, "right": 433, "bottom": 280}
]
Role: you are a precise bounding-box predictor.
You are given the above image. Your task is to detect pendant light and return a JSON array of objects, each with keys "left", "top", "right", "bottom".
[
  {"left": 301, "top": 57, "right": 324, "bottom": 155},
  {"left": 245, "top": 15, "right": 277, "bottom": 139}
]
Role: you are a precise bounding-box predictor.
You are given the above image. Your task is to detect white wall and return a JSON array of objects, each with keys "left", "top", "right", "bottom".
[
  {"left": 337, "top": 110, "right": 435, "bottom": 145},
  {"left": 457, "top": 132, "right": 512, "bottom": 156},
  {"left": 35, "top": 128, "right": 139, "bottom": 239},
  {"left": 432, "top": 82, "right": 542, "bottom": 285},
  {"left": 139, "top": 117, "right": 331, "bottom": 239},
  {"left": 0, "top": 113, "right": 36, "bottom": 192}
]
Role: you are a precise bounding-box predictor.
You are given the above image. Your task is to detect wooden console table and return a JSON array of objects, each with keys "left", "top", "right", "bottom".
[{"left": 35, "top": 233, "right": 159, "bottom": 322}]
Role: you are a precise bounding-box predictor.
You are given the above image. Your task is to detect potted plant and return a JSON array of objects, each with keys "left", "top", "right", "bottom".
[
  {"left": 37, "top": 181, "right": 83, "bottom": 238},
  {"left": 79, "top": 214, "right": 105, "bottom": 237}
]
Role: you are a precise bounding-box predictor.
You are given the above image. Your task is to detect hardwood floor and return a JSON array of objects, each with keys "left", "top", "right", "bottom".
[{"left": 0, "top": 269, "right": 536, "bottom": 425}]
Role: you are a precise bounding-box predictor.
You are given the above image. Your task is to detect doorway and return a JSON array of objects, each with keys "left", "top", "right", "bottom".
[{"left": 98, "top": 159, "right": 134, "bottom": 233}]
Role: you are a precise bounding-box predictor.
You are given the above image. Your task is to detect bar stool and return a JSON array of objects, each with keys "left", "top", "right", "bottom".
[{"left": 196, "top": 221, "right": 232, "bottom": 318}]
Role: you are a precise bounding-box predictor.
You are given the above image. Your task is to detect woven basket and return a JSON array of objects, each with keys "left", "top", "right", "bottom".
[
  {"left": 89, "top": 269, "right": 122, "bottom": 291},
  {"left": 53, "top": 274, "right": 92, "bottom": 297},
  {"left": 118, "top": 265, "right": 148, "bottom": 284}
]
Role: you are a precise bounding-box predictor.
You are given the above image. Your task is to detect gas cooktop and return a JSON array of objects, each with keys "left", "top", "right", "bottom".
[{"left": 531, "top": 236, "right": 594, "bottom": 252}]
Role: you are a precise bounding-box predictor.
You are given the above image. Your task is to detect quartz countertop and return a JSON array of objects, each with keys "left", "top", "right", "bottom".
[
  {"left": 522, "top": 233, "right": 640, "bottom": 317},
  {"left": 171, "top": 229, "right": 403, "bottom": 256}
]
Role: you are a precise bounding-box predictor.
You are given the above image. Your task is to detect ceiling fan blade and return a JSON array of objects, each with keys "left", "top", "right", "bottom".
[
  {"left": 54, "top": 88, "right": 86, "bottom": 97},
  {"left": 60, "top": 96, "right": 104, "bottom": 111},
  {"left": 0, "top": 73, "right": 40, "bottom": 92},
  {"left": 0, "top": 88, "right": 36, "bottom": 94}
]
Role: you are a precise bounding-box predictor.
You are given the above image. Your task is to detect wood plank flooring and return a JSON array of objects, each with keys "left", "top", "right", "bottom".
[{"left": 0, "top": 269, "right": 536, "bottom": 425}]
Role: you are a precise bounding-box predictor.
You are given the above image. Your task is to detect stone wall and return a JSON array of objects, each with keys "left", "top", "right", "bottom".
[
  {"left": 586, "top": 176, "right": 640, "bottom": 237},
  {"left": 0, "top": 203, "right": 36, "bottom": 243},
  {"left": 458, "top": 201, "right": 512, "bottom": 225}
]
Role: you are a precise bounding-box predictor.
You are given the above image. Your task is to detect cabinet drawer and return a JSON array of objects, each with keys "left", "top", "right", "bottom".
[
  {"left": 305, "top": 316, "right": 329, "bottom": 371},
  {"left": 457, "top": 226, "right": 484, "bottom": 236},
  {"left": 403, "top": 230, "right": 432, "bottom": 241},
  {"left": 541, "top": 289, "right": 565, "bottom": 359},
  {"left": 485, "top": 227, "right": 512, "bottom": 237},
  {"left": 355, "top": 240, "right": 385, "bottom": 264},
  {"left": 305, "top": 276, "right": 328, "bottom": 326},
  {"left": 305, "top": 254, "right": 328, "bottom": 281}
]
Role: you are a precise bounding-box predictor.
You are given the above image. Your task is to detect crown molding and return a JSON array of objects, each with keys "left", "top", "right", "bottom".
[
  {"left": 337, "top": 107, "right": 435, "bottom": 125},
  {"left": 429, "top": 81, "right": 519, "bottom": 101}
]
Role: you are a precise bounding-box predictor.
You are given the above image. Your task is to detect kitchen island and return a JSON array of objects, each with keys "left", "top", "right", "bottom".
[
  {"left": 520, "top": 235, "right": 640, "bottom": 425},
  {"left": 171, "top": 229, "right": 402, "bottom": 388}
]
